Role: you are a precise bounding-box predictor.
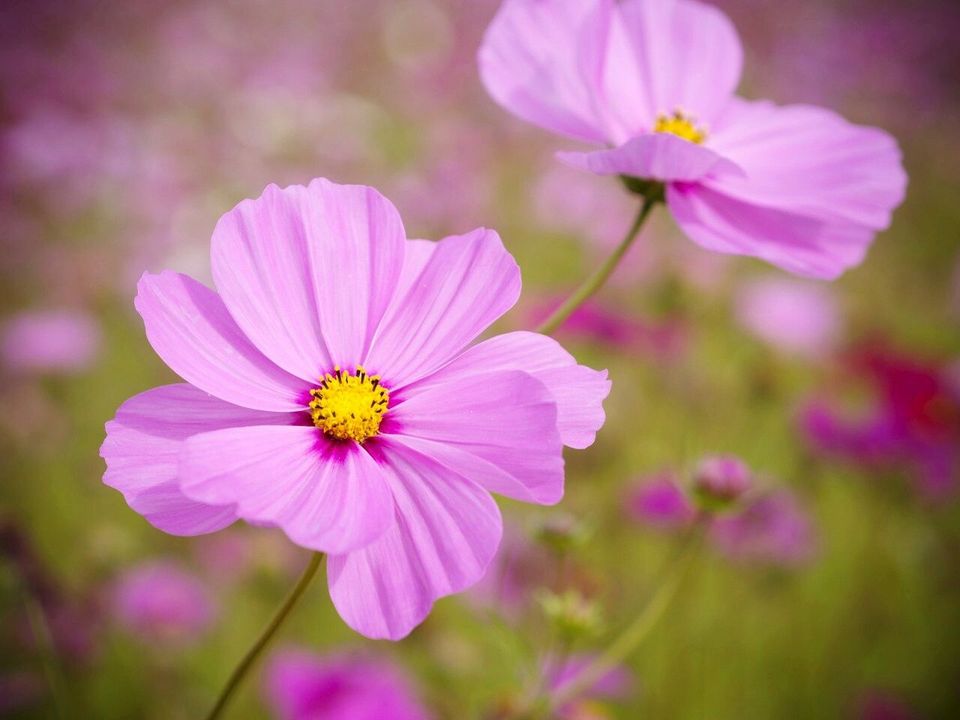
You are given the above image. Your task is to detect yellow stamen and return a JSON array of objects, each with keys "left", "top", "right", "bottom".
[
  {"left": 309, "top": 365, "right": 390, "bottom": 443},
  {"left": 654, "top": 109, "right": 707, "bottom": 144}
]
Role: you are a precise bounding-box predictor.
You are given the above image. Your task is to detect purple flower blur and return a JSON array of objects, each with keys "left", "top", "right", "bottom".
[
  {"left": 479, "top": 0, "right": 907, "bottom": 279},
  {"left": 710, "top": 490, "right": 816, "bottom": 567},
  {"left": 1, "top": 310, "right": 101, "bottom": 374},
  {"left": 800, "top": 347, "right": 960, "bottom": 499},
  {"left": 263, "top": 647, "right": 430, "bottom": 720},
  {"left": 734, "top": 277, "right": 841, "bottom": 360},
  {"left": 100, "top": 178, "right": 611, "bottom": 640},
  {"left": 549, "top": 653, "right": 633, "bottom": 718},
  {"left": 112, "top": 560, "right": 216, "bottom": 645},
  {"left": 625, "top": 472, "right": 697, "bottom": 531}
]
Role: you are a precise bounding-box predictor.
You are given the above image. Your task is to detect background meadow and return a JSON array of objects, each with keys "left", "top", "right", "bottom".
[{"left": 2, "top": 0, "right": 959, "bottom": 717}]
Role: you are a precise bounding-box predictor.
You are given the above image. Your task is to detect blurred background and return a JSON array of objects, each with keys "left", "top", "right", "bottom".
[{"left": 1, "top": 0, "right": 959, "bottom": 717}]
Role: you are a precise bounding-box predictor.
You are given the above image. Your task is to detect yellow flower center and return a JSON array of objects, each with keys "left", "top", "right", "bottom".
[
  {"left": 654, "top": 110, "right": 707, "bottom": 144},
  {"left": 309, "top": 366, "right": 390, "bottom": 443}
]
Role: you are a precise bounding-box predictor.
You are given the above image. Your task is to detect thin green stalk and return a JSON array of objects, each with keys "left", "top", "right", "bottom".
[
  {"left": 204, "top": 552, "right": 325, "bottom": 720},
  {"left": 536, "top": 197, "right": 658, "bottom": 336},
  {"left": 23, "top": 590, "right": 68, "bottom": 719},
  {"left": 547, "top": 529, "right": 702, "bottom": 713}
]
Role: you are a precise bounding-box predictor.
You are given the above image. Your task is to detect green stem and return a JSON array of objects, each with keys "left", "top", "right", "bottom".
[
  {"left": 22, "top": 589, "right": 68, "bottom": 719},
  {"left": 536, "top": 197, "right": 658, "bottom": 336},
  {"left": 547, "top": 529, "right": 702, "bottom": 713},
  {"left": 204, "top": 552, "right": 325, "bottom": 720}
]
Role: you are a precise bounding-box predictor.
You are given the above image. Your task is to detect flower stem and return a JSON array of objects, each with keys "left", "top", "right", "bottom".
[
  {"left": 204, "top": 552, "right": 325, "bottom": 720},
  {"left": 547, "top": 528, "right": 702, "bottom": 713},
  {"left": 536, "top": 196, "right": 658, "bottom": 336}
]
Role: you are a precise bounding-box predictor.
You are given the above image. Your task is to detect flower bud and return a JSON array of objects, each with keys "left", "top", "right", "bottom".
[
  {"left": 692, "top": 455, "right": 752, "bottom": 510},
  {"left": 535, "top": 512, "right": 591, "bottom": 555},
  {"left": 537, "top": 589, "right": 603, "bottom": 642}
]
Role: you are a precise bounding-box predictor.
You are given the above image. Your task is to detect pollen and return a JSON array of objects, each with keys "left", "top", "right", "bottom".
[
  {"left": 654, "top": 109, "right": 707, "bottom": 144},
  {"left": 309, "top": 365, "right": 390, "bottom": 443}
]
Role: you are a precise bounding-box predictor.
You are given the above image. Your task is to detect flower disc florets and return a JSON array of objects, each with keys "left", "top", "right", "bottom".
[
  {"left": 310, "top": 366, "right": 389, "bottom": 443},
  {"left": 654, "top": 109, "right": 707, "bottom": 144}
]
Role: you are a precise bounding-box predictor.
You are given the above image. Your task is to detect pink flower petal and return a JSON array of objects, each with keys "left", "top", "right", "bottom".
[
  {"left": 367, "top": 228, "right": 520, "bottom": 387},
  {"left": 667, "top": 182, "right": 874, "bottom": 279},
  {"left": 615, "top": 0, "right": 743, "bottom": 127},
  {"left": 135, "top": 272, "right": 310, "bottom": 412},
  {"left": 387, "top": 367, "right": 565, "bottom": 504},
  {"left": 416, "top": 331, "right": 610, "bottom": 450},
  {"left": 558, "top": 133, "right": 743, "bottom": 183},
  {"left": 101, "top": 384, "right": 296, "bottom": 536},
  {"left": 706, "top": 99, "right": 907, "bottom": 231},
  {"left": 393, "top": 239, "right": 437, "bottom": 302},
  {"left": 479, "top": 0, "right": 618, "bottom": 144},
  {"left": 211, "top": 180, "right": 406, "bottom": 379},
  {"left": 328, "top": 438, "right": 502, "bottom": 640},
  {"left": 180, "top": 427, "right": 395, "bottom": 554}
]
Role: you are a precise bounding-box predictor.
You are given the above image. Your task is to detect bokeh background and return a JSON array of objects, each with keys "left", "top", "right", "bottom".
[{"left": 2, "top": 0, "right": 959, "bottom": 718}]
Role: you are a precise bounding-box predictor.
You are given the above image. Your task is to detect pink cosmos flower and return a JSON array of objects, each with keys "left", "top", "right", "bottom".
[
  {"left": 800, "top": 347, "right": 960, "bottom": 499},
  {"left": 1, "top": 309, "right": 101, "bottom": 374},
  {"left": 710, "top": 490, "right": 816, "bottom": 567},
  {"left": 112, "top": 560, "right": 216, "bottom": 646},
  {"left": 734, "top": 277, "right": 842, "bottom": 360},
  {"left": 100, "top": 178, "right": 610, "bottom": 640},
  {"left": 263, "top": 647, "right": 430, "bottom": 720},
  {"left": 479, "top": 0, "right": 907, "bottom": 278},
  {"left": 548, "top": 653, "right": 633, "bottom": 719},
  {"left": 624, "top": 472, "right": 696, "bottom": 531}
]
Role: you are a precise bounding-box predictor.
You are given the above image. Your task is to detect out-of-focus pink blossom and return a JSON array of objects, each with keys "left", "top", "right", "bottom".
[
  {"left": 856, "top": 689, "right": 919, "bottom": 720},
  {"left": 524, "top": 298, "right": 689, "bottom": 362},
  {"left": 0, "top": 672, "right": 43, "bottom": 715},
  {"left": 800, "top": 347, "right": 960, "bottom": 498},
  {"left": 480, "top": 0, "right": 907, "bottom": 279},
  {"left": 263, "top": 647, "right": 431, "bottom": 720},
  {"left": 548, "top": 653, "right": 633, "bottom": 719},
  {"left": 735, "top": 277, "right": 842, "bottom": 359},
  {"left": 468, "top": 522, "right": 548, "bottom": 619},
  {"left": 710, "top": 490, "right": 816, "bottom": 567},
  {"left": 112, "top": 560, "right": 216, "bottom": 646},
  {"left": 625, "top": 472, "right": 697, "bottom": 531},
  {"left": 693, "top": 454, "right": 753, "bottom": 506},
  {"left": 1, "top": 310, "right": 101, "bottom": 374}
]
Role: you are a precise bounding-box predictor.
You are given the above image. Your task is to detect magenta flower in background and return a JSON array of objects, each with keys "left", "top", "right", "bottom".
[
  {"left": 479, "top": 0, "right": 907, "bottom": 278},
  {"left": 856, "top": 689, "right": 919, "bottom": 720},
  {"left": 692, "top": 454, "right": 753, "bottom": 505},
  {"left": 734, "top": 277, "right": 841, "bottom": 360},
  {"left": 467, "top": 521, "right": 549, "bottom": 620},
  {"left": 112, "top": 560, "right": 216, "bottom": 645},
  {"left": 525, "top": 297, "right": 689, "bottom": 362},
  {"left": 548, "top": 653, "right": 633, "bottom": 718},
  {"left": 800, "top": 348, "right": 960, "bottom": 499},
  {"left": 263, "top": 647, "right": 430, "bottom": 720},
  {"left": 1, "top": 309, "right": 101, "bottom": 374},
  {"left": 101, "top": 178, "right": 610, "bottom": 640},
  {"left": 625, "top": 472, "right": 697, "bottom": 531},
  {"left": 710, "top": 490, "right": 816, "bottom": 567}
]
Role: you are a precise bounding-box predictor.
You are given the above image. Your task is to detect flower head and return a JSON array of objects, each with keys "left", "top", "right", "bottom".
[
  {"left": 101, "top": 178, "right": 610, "bottom": 639},
  {"left": 548, "top": 653, "right": 633, "bottom": 719},
  {"left": 709, "top": 490, "right": 816, "bottom": 567},
  {"left": 734, "top": 277, "right": 841, "bottom": 360},
  {"left": 263, "top": 648, "right": 430, "bottom": 720},
  {"left": 692, "top": 454, "right": 752, "bottom": 509},
  {"left": 112, "top": 560, "right": 216, "bottom": 645},
  {"left": 1, "top": 309, "right": 101, "bottom": 374},
  {"left": 625, "top": 472, "right": 696, "bottom": 531},
  {"left": 479, "top": 0, "right": 907, "bottom": 279},
  {"left": 800, "top": 347, "right": 960, "bottom": 498}
]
